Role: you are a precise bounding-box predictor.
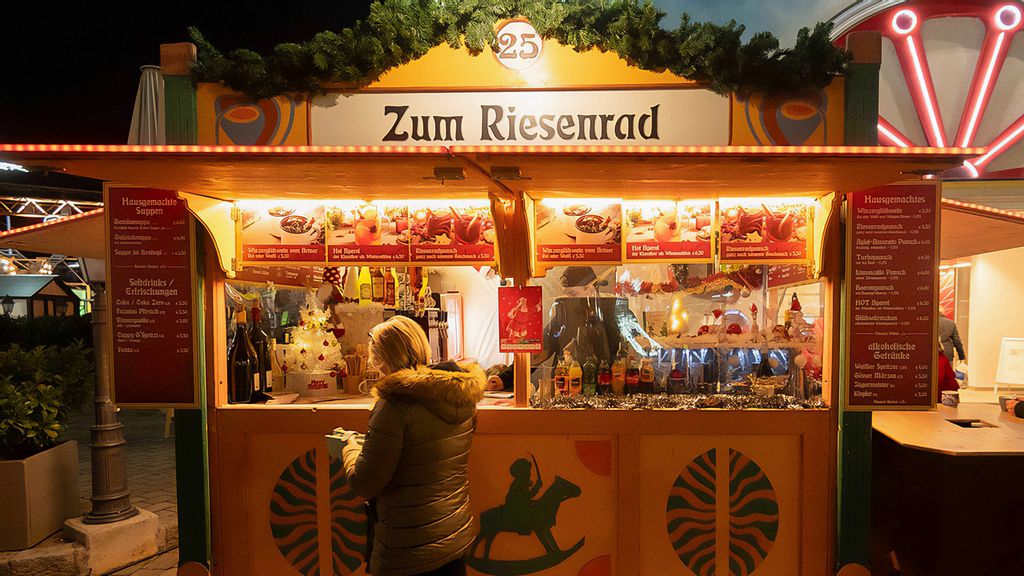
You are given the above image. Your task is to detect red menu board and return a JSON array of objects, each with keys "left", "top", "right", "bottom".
[
  {"left": 106, "top": 187, "right": 197, "bottom": 407},
  {"left": 239, "top": 202, "right": 326, "bottom": 263},
  {"left": 535, "top": 199, "right": 622, "bottom": 263},
  {"left": 847, "top": 184, "right": 938, "bottom": 410},
  {"left": 623, "top": 200, "right": 714, "bottom": 262},
  {"left": 499, "top": 286, "right": 543, "bottom": 353},
  {"left": 326, "top": 201, "right": 410, "bottom": 263},
  {"left": 719, "top": 200, "right": 811, "bottom": 263},
  {"left": 408, "top": 201, "right": 495, "bottom": 264}
]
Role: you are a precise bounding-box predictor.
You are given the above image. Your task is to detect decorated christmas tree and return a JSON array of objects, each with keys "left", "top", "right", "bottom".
[{"left": 281, "top": 289, "right": 346, "bottom": 378}]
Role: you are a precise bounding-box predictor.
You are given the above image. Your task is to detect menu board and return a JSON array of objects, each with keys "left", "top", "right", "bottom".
[
  {"left": 719, "top": 200, "right": 811, "bottom": 263},
  {"left": 239, "top": 202, "right": 325, "bottom": 263},
  {"left": 408, "top": 201, "right": 495, "bottom": 264},
  {"left": 498, "top": 286, "right": 544, "bottom": 353},
  {"left": 535, "top": 199, "right": 622, "bottom": 263},
  {"left": 106, "top": 187, "right": 197, "bottom": 407},
  {"left": 326, "top": 201, "right": 409, "bottom": 263},
  {"left": 847, "top": 184, "right": 938, "bottom": 410},
  {"left": 623, "top": 200, "right": 714, "bottom": 262}
]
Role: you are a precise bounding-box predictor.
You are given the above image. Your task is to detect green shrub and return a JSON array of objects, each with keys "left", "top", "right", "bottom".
[{"left": 0, "top": 342, "right": 94, "bottom": 460}]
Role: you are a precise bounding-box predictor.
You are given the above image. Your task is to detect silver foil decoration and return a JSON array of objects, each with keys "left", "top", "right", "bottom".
[{"left": 529, "top": 393, "right": 826, "bottom": 410}]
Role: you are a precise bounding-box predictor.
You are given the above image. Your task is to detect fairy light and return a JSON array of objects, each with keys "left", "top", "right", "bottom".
[{"left": 877, "top": 119, "right": 911, "bottom": 147}]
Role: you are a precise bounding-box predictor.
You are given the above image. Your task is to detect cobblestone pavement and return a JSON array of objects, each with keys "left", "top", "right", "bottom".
[{"left": 64, "top": 408, "right": 179, "bottom": 574}]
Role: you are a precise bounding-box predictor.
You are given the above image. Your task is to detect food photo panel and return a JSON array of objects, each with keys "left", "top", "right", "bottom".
[
  {"left": 326, "top": 201, "right": 409, "bottom": 263},
  {"left": 623, "top": 200, "right": 714, "bottom": 262},
  {"left": 535, "top": 198, "right": 622, "bottom": 263},
  {"left": 239, "top": 201, "right": 326, "bottom": 263},
  {"left": 718, "top": 199, "right": 812, "bottom": 263},
  {"left": 407, "top": 200, "right": 495, "bottom": 264}
]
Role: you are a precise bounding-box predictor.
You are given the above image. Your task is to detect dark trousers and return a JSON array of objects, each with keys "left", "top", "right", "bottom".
[{"left": 412, "top": 558, "right": 466, "bottom": 576}]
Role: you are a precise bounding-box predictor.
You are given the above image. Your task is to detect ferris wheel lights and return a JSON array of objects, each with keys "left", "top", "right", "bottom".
[
  {"left": 892, "top": 9, "right": 919, "bottom": 35},
  {"left": 995, "top": 5, "right": 1023, "bottom": 31},
  {"left": 962, "top": 160, "right": 980, "bottom": 178}
]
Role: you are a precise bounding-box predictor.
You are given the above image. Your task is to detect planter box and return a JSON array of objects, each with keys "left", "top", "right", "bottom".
[{"left": 0, "top": 440, "right": 80, "bottom": 551}]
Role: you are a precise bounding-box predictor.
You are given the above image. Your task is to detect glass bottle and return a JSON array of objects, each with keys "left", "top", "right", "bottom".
[
  {"left": 568, "top": 353, "right": 583, "bottom": 397},
  {"left": 358, "top": 266, "right": 372, "bottom": 305},
  {"left": 582, "top": 356, "right": 598, "bottom": 396},
  {"left": 228, "top": 304, "right": 256, "bottom": 404},
  {"left": 342, "top": 266, "right": 360, "bottom": 303},
  {"left": 383, "top": 267, "right": 397, "bottom": 307},
  {"left": 639, "top": 357, "right": 655, "bottom": 394},
  {"left": 597, "top": 360, "right": 612, "bottom": 395},
  {"left": 371, "top": 267, "right": 385, "bottom": 303},
  {"left": 625, "top": 355, "right": 641, "bottom": 394},
  {"left": 611, "top": 344, "right": 626, "bottom": 395},
  {"left": 553, "top": 351, "right": 570, "bottom": 397},
  {"left": 249, "top": 301, "right": 272, "bottom": 395}
]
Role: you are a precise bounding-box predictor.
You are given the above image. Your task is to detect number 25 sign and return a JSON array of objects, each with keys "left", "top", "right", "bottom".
[{"left": 494, "top": 19, "right": 542, "bottom": 70}]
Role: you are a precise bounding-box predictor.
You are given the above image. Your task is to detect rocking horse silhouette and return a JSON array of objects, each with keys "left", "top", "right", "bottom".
[{"left": 467, "top": 456, "right": 585, "bottom": 576}]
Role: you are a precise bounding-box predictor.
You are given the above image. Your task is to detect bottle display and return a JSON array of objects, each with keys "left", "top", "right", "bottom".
[
  {"left": 639, "top": 357, "right": 655, "bottom": 394},
  {"left": 228, "top": 304, "right": 257, "bottom": 404},
  {"left": 371, "top": 267, "right": 385, "bottom": 303},
  {"left": 611, "top": 345, "right": 626, "bottom": 395},
  {"left": 568, "top": 354, "right": 583, "bottom": 397},
  {"left": 582, "top": 356, "right": 597, "bottom": 396},
  {"left": 383, "top": 267, "right": 397, "bottom": 307},
  {"left": 553, "top": 352, "right": 569, "bottom": 397},
  {"left": 358, "top": 266, "right": 372, "bottom": 305},
  {"left": 248, "top": 301, "right": 272, "bottom": 395},
  {"left": 625, "top": 356, "right": 640, "bottom": 394}
]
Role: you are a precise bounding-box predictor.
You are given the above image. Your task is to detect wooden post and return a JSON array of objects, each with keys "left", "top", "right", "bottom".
[
  {"left": 161, "top": 42, "right": 211, "bottom": 568},
  {"left": 837, "top": 30, "right": 880, "bottom": 572}
]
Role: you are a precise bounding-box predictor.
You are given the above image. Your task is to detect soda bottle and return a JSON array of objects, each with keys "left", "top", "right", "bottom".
[
  {"left": 553, "top": 352, "right": 569, "bottom": 397},
  {"left": 611, "top": 343, "right": 626, "bottom": 395},
  {"left": 568, "top": 353, "right": 583, "bottom": 396},
  {"left": 625, "top": 356, "right": 641, "bottom": 394},
  {"left": 597, "top": 360, "right": 612, "bottom": 395},
  {"left": 639, "top": 357, "right": 655, "bottom": 394},
  {"left": 582, "top": 356, "right": 598, "bottom": 395}
]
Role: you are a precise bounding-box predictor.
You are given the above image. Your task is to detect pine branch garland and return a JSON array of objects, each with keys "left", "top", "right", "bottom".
[{"left": 189, "top": 0, "right": 849, "bottom": 100}]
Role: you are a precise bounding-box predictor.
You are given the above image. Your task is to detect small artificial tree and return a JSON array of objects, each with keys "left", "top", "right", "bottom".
[{"left": 281, "top": 289, "right": 346, "bottom": 378}]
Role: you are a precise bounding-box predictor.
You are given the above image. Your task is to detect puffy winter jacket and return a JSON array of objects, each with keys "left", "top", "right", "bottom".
[{"left": 341, "top": 364, "right": 485, "bottom": 576}]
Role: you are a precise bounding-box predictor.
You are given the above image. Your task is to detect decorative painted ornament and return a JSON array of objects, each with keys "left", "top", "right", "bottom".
[
  {"left": 323, "top": 266, "right": 343, "bottom": 286},
  {"left": 318, "top": 354, "right": 325, "bottom": 361}
]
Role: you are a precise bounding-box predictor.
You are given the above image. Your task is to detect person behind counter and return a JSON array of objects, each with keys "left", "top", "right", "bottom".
[{"left": 337, "top": 316, "right": 486, "bottom": 576}]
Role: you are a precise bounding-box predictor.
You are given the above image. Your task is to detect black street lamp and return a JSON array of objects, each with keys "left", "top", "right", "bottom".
[{"left": 1, "top": 295, "right": 13, "bottom": 316}]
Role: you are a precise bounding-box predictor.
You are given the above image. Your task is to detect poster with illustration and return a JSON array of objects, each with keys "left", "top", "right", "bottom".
[
  {"left": 239, "top": 202, "right": 326, "bottom": 263},
  {"left": 498, "top": 286, "right": 543, "bottom": 353},
  {"left": 326, "top": 201, "right": 409, "bottom": 263},
  {"left": 535, "top": 199, "right": 622, "bottom": 263},
  {"left": 623, "top": 200, "right": 714, "bottom": 262},
  {"left": 719, "top": 200, "right": 811, "bottom": 263},
  {"left": 407, "top": 200, "right": 495, "bottom": 264}
]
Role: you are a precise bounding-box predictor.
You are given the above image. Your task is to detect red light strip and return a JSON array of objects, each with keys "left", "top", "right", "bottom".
[
  {"left": 969, "top": 112, "right": 1024, "bottom": 170},
  {"left": 0, "top": 208, "right": 104, "bottom": 238},
  {"left": 877, "top": 117, "right": 913, "bottom": 148},
  {"left": 0, "top": 144, "right": 452, "bottom": 155},
  {"left": 942, "top": 197, "right": 1024, "bottom": 222},
  {"left": 889, "top": 9, "right": 947, "bottom": 148},
  {"left": 957, "top": 5, "right": 1023, "bottom": 148}
]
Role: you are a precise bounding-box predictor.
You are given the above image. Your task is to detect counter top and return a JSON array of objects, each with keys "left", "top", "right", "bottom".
[{"left": 872, "top": 402, "right": 1024, "bottom": 456}]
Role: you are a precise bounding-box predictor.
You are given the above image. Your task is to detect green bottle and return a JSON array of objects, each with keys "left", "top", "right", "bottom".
[{"left": 582, "top": 355, "right": 598, "bottom": 396}]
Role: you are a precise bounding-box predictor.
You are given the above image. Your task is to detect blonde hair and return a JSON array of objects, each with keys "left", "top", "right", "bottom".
[{"left": 369, "top": 316, "right": 431, "bottom": 373}]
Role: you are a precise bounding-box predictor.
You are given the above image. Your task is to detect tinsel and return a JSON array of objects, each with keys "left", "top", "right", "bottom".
[
  {"left": 530, "top": 393, "right": 826, "bottom": 410},
  {"left": 189, "top": 0, "right": 849, "bottom": 100}
]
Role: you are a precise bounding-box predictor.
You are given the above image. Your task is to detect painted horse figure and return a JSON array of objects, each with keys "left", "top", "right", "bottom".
[{"left": 472, "top": 475, "right": 583, "bottom": 562}]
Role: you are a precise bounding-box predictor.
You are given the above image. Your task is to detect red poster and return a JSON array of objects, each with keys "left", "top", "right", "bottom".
[
  {"left": 767, "top": 263, "right": 813, "bottom": 289},
  {"left": 239, "top": 202, "right": 326, "bottom": 263},
  {"left": 623, "top": 200, "right": 713, "bottom": 262},
  {"left": 107, "top": 187, "right": 196, "bottom": 407},
  {"left": 535, "top": 199, "right": 622, "bottom": 263},
  {"left": 408, "top": 201, "right": 495, "bottom": 264},
  {"left": 499, "top": 286, "right": 543, "bottom": 353},
  {"left": 847, "top": 184, "right": 938, "bottom": 410},
  {"left": 326, "top": 201, "right": 409, "bottom": 263},
  {"left": 719, "top": 200, "right": 811, "bottom": 263}
]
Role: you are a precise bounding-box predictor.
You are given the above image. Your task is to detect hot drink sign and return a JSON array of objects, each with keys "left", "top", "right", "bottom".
[
  {"left": 535, "top": 199, "right": 622, "bottom": 263},
  {"left": 407, "top": 200, "right": 495, "bottom": 264},
  {"left": 326, "top": 201, "right": 409, "bottom": 263},
  {"left": 719, "top": 200, "right": 812, "bottom": 263},
  {"left": 623, "top": 200, "right": 714, "bottom": 262},
  {"left": 238, "top": 202, "right": 326, "bottom": 263}
]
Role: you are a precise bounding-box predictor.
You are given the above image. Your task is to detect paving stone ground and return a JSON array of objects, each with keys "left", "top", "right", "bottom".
[{"left": 64, "top": 408, "right": 179, "bottom": 574}]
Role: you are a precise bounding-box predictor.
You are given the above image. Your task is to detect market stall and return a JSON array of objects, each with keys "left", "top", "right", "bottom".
[{"left": 0, "top": 28, "right": 977, "bottom": 576}]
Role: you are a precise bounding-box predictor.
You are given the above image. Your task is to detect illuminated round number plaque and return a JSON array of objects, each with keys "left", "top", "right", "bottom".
[{"left": 494, "top": 19, "right": 542, "bottom": 70}]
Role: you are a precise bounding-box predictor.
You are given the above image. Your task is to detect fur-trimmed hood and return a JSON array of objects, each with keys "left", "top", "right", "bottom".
[{"left": 373, "top": 363, "right": 486, "bottom": 424}]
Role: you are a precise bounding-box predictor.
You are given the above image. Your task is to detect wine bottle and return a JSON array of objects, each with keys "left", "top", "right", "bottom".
[
  {"left": 228, "top": 304, "right": 257, "bottom": 404},
  {"left": 249, "top": 301, "right": 272, "bottom": 394},
  {"left": 371, "top": 267, "right": 385, "bottom": 303},
  {"left": 582, "top": 356, "right": 598, "bottom": 396},
  {"left": 358, "top": 266, "right": 372, "bottom": 305},
  {"left": 383, "top": 267, "right": 396, "bottom": 307}
]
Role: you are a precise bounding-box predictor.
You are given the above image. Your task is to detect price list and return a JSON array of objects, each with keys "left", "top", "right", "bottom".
[
  {"left": 107, "top": 187, "right": 196, "bottom": 406},
  {"left": 847, "top": 184, "right": 938, "bottom": 409}
]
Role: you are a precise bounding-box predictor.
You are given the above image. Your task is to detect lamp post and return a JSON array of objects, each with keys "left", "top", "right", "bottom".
[
  {"left": 1, "top": 295, "right": 13, "bottom": 316},
  {"left": 83, "top": 289, "right": 138, "bottom": 524}
]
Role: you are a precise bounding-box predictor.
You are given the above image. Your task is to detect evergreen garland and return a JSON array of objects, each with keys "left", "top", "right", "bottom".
[{"left": 189, "top": 0, "right": 849, "bottom": 100}]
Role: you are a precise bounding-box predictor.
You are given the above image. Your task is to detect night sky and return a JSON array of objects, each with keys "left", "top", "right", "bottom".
[{"left": 0, "top": 2, "right": 373, "bottom": 143}]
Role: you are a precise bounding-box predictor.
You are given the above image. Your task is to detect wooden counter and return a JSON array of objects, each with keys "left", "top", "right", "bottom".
[{"left": 872, "top": 402, "right": 1024, "bottom": 456}]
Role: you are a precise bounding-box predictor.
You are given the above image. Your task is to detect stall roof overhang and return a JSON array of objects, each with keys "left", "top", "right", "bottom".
[
  {"left": 941, "top": 199, "right": 1024, "bottom": 260},
  {"left": 0, "top": 144, "right": 983, "bottom": 201},
  {"left": 0, "top": 274, "right": 62, "bottom": 298},
  {"left": 0, "top": 208, "right": 105, "bottom": 259}
]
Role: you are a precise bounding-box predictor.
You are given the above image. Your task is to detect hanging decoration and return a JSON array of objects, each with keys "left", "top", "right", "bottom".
[{"left": 189, "top": 0, "right": 849, "bottom": 100}]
